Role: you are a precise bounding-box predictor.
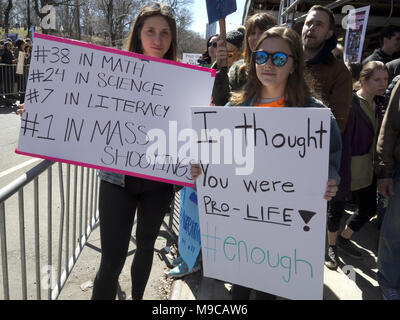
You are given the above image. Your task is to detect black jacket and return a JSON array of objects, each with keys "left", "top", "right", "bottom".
[{"left": 363, "top": 48, "right": 393, "bottom": 65}]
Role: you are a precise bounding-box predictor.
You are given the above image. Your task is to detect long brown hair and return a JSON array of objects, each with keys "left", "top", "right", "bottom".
[
  {"left": 230, "top": 26, "right": 311, "bottom": 107},
  {"left": 124, "top": 2, "right": 177, "bottom": 61},
  {"left": 237, "top": 13, "right": 277, "bottom": 80}
]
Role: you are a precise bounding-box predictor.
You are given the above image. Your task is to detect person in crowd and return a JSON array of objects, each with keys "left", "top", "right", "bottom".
[
  {"left": 191, "top": 26, "right": 342, "bottom": 300},
  {"left": 332, "top": 43, "right": 343, "bottom": 60},
  {"left": 236, "top": 25, "right": 246, "bottom": 35},
  {"left": 386, "top": 57, "right": 400, "bottom": 84},
  {"left": 1, "top": 41, "right": 17, "bottom": 65},
  {"left": 89, "top": 2, "right": 178, "bottom": 300},
  {"left": 325, "top": 61, "right": 388, "bottom": 269},
  {"left": 197, "top": 34, "right": 219, "bottom": 68},
  {"left": 214, "top": 29, "right": 244, "bottom": 70},
  {"left": 363, "top": 26, "right": 400, "bottom": 65},
  {"left": 0, "top": 41, "right": 18, "bottom": 106},
  {"left": 375, "top": 80, "right": 400, "bottom": 300},
  {"left": 374, "top": 70, "right": 400, "bottom": 232},
  {"left": 14, "top": 39, "right": 25, "bottom": 55},
  {"left": 302, "top": 5, "right": 353, "bottom": 133},
  {"left": 14, "top": 39, "right": 27, "bottom": 102},
  {"left": 24, "top": 38, "right": 33, "bottom": 65},
  {"left": 212, "top": 12, "right": 277, "bottom": 106},
  {"left": 211, "top": 29, "right": 244, "bottom": 105}
]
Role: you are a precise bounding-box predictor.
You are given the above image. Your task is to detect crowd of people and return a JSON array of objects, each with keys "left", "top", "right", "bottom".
[
  {"left": 0, "top": 36, "right": 32, "bottom": 106},
  {"left": 14, "top": 1, "right": 400, "bottom": 300}
]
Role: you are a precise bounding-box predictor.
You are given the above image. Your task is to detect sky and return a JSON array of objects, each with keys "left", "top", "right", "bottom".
[{"left": 188, "top": 0, "right": 247, "bottom": 38}]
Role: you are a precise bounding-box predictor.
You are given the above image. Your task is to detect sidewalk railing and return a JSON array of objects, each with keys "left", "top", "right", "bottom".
[
  {"left": 0, "top": 160, "right": 99, "bottom": 300},
  {"left": 0, "top": 63, "right": 30, "bottom": 101},
  {"left": 0, "top": 159, "right": 180, "bottom": 300}
]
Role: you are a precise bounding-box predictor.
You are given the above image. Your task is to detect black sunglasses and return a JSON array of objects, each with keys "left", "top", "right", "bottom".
[
  {"left": 254, "top": 50, "right": 294, "bottom": 67},
  {"left": 209, "top": 42, "right": 217, "bottom": 48}
]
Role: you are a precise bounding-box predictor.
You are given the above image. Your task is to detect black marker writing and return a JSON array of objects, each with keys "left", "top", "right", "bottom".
[
  {"left": 37, "top": 115, "right": 56, "bottom": 141},
  {"left": 194, "top": 111, "right": 218, "bottom": 143}
]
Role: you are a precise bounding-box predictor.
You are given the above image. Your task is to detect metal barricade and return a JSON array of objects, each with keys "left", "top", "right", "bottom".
[
  {"left": 0, "top": 160, "right": 99, "bottom": 300},
  {"left": 0, "top": 159, "right": 180, "bottom": 300},
  {"left": 0, "top": 63, "right": 30, "bottom": 103}
]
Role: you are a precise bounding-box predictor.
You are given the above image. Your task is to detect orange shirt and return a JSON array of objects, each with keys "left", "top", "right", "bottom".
[{"left": 254, "top": 96, "right": 285, "bottom": 108}]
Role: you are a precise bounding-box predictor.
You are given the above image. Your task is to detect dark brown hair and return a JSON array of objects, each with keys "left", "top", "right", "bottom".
[
  {"left": 238, "top": 13, "right": 277, "bottom": 78},
  {"left": 230, "top": 26, "right": 311, "bottom": 107},
  {"left": 307, "top": 5, "right": 335, "bottom": 30},
  {"left": 125, "top": 2, "right": 177, "bottom": 61}
]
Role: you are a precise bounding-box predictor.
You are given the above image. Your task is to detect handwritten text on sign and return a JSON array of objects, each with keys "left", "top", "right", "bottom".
[
  {"left": 191, "top": 107, "right": 331, "bottom": 300},
  {"left": 17, "top": 33, "right": 215, "bottom": 186}
]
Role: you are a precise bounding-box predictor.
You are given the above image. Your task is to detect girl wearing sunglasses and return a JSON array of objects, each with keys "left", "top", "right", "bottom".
[
  {"left": 191, "top": 26, "right": 342, "bottom": 300},
  {"left": 230, "top": 25, "right": 342, "bottom": 300},
  {"left": 198, "top": 34, "right": 219, "bottom": 68}
]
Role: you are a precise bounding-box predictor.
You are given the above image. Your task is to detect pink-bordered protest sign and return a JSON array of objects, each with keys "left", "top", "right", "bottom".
[{"left": 16, "top": 33, "right": 216, "bottom": 187}]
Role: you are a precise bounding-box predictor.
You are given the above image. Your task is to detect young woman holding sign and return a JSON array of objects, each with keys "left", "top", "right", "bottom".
[
  {"left": 191, "top": 26, "right": 342, "bottom": 300},
  {"left": 91, "top": 2, "right": 178, "bottom": 300},
  {"left": 16, "top": 2, "right": 179, "bottom": 300}
]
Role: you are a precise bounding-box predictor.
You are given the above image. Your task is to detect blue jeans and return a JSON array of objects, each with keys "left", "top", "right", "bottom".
[{"left": 377, "top": 167, "right": 400, "bottom": 288}]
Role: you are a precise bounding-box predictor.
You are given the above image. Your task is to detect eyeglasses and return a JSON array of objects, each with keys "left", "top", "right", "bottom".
[
  {"left": 209, "top": 42, "right": 217, "bottom": 48},
  {"left": 150, "top": 2, "right": 176, "bottom": 17},
  {"left": 254, "top": 50, "right": 294, "bottom": 67}
]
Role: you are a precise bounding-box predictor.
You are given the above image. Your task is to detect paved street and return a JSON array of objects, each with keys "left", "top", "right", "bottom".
[{"left": 0, "top": 104, "right": 42, "bottom": 189}]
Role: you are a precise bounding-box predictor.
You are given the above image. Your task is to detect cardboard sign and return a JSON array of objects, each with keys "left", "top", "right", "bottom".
[
  {"left": 191, "top": 107, "right": 331, "bottom": 300},
  {"left": 16, "top": 33, "right": 215, "bottom": 187},
  {"left": 178, "top": 187, "right": 201, "bottom": 271},
  {"left": 206, "top": 0, "right": 237, "bottom": 24}
]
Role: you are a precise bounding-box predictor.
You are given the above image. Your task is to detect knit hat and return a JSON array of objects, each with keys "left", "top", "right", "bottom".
[{"left": 226, "top": 30, "right": 244, "bottom": 49}]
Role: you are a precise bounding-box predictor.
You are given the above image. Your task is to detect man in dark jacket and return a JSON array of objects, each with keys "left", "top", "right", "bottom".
[
  {"left": 375, "top": 80, "right": 400, "bottom": 300},
  {"left": 302, "top": 5, "right": 353, "bottom": 133},
  {"left": 363, "top": 26, "right": 400, "bottom": 65},
  {"left": 302, "top": 5, "right": 353, "bottom": 270}
]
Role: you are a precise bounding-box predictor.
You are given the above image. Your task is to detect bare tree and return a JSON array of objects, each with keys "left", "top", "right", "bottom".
[
  {"left": 95, "top": 0, "right": 140, "bottom": 47},
  {"left": 4, "top": 0, "right": 13, "bottom": 34},
  {"left": 177, "top": 29, "right": 205, "bottom": 59}
]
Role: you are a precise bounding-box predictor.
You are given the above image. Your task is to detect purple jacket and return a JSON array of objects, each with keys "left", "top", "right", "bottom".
[{"left": 336, "top": 93, "right": 383, "bottom": 200}]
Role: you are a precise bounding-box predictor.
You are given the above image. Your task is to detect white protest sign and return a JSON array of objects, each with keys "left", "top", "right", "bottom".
[
  {"left": 182, "top": 53, "right": 202, "bottom": 66},
  {"left": 191, "top": 107, "right": 331, "bottom": 300},
  {"left": 344, "top": 6, "right": 370, "bottom": 63},
  {"left": 17, "top": 33, "right": 215, "bottom": 186}
]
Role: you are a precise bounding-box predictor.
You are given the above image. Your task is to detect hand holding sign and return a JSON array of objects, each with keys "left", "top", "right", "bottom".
[{"left": 206, "top": 0, "right": 237, "bottom": 68}]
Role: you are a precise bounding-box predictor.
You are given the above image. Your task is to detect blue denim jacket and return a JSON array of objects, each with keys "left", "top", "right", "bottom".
[{"left": 226, "top": 95, "right": 342, "bottom": 184}]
